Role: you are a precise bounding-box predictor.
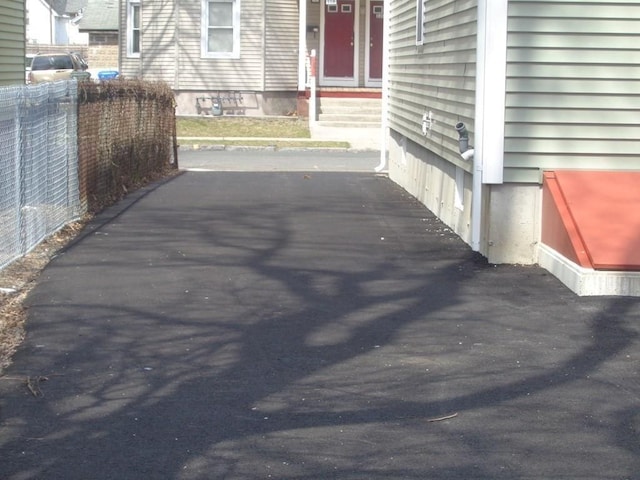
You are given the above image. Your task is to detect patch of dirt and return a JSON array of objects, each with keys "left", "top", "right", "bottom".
[{"left": 0, "top": 219, "right": 88, "bottom": 375}]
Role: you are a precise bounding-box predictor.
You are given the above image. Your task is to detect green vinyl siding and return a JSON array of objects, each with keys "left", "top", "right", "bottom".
[
  {"left": 389, "top": 0, "right": 640, "bottom": 184},
  {"left": 0, "top": 0, "right": 26, "bottom": 86},
  {"left": 388, "top": 0, "right": 477, "bottom": 172},
  {"left": 505, "top": 0, "right": 640, "bottom": 182}
]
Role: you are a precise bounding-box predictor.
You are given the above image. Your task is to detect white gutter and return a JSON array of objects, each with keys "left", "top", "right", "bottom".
[
  {"left": 375, "top": 0, "right": 390, "bottom": 173},
  {"left": 298, "top": 0, "right": 307, "bottom": 92},
  {"left": 471, "top": 0, "right": 508, "bottom": 251}
]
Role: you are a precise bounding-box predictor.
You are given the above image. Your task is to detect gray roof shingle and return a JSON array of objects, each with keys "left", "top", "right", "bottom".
[
  {"left": 46, "top": 0, "right": 87, "bottom": 16},
  {"left": 78, "top": 0, "right": 118, "bottom": 31}
]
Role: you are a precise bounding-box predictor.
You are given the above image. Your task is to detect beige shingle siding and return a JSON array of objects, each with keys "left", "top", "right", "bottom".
[
  {"left": 0, "top": 0, "right": 26, "bottom": 86},
  {"left": 120, "top": 0, "right": 278, "bottom": 91},
  {"left": 119, "top": 1, "right": 139, "bottom": 78},
  {"left": 505, "top": 0, "right": 640, "bottom": 182},
  {"left": 142, "top": 1, "right": 177, "bottom": 84},
  {"left": 264, "top": 0, "right": 298, "bottom": 91},
  {"left": 388, "top": 0, "right": 476, "bottom": 171}
]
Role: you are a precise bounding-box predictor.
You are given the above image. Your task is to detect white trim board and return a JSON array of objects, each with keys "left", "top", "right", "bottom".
[{"left": 538, "top": 243, "right": 640, "bottom": 297}]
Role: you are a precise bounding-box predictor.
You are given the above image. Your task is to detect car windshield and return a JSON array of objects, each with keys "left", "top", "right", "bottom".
[{"left": 31, "top": 56, "right": 75, "bottom": 71}]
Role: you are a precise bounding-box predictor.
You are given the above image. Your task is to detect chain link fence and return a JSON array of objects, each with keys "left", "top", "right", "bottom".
[
  {"left": 0, "top": 82, "right": 80, "bottom": 270},
  {"left": 0, "top": 80, "right": 177, "bottom": 271},
  {"left": 77, "top": 80, "right": 177, "bottom": 213}
]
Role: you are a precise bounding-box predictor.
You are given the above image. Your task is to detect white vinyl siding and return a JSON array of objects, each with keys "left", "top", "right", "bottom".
[
  {"left": 120, "top": 0, "right": 270, "bottom": 91},
  {"left": 179, "top": 0, "right": 263, "bottom": 90},
  {"left": 388, "top": 0, "right": 476, "bottom": 171},
  {"left": 264, "top": 0, "right": 298, "bottom": 90},
  {"left": 0, "top": 0, "right": 26, "bottom": 86},
  {"left": 505, "top": 0, "right": 640, "bottom": 183},
  {"left": 141, "top": 1, "right": 176, "bottom": 84},
  {"left": 202, "top": 0, "right": 241, "bottom": 59}
]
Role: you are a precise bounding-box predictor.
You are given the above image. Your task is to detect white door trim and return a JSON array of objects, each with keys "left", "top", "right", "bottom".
[{"left": 319, "top": 0, "right": 359, "bottom": 87}]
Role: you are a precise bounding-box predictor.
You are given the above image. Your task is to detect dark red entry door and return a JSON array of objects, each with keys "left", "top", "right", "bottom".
[
  {"left": 369, "top": 1, "right": 384, "bottom": 80},
  {"left": 323, "top": 0, "right": 355, "bottom": 78}
]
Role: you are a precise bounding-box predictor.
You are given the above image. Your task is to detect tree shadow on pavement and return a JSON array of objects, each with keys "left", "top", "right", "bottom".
[{"left": 1, "top": 172, "right": 639, "bottom": 479}]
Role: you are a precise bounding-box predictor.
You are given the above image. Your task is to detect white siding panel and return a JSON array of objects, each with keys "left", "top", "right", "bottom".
[
  {"left": 142, "top": 1, "right": 177, "bottom": 84},
  {"left": 265, "top": 0, "right": 298, "bottom": 91},
  {"left": 176, "top": 0, "right": 265, "bottom": 91},
  {"left": 505, "top": 0, "right": 640, "bottom": 181}
]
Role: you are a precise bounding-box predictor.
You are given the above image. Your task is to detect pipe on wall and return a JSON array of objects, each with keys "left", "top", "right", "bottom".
[{"left": 375, "top": 0, "right": 390, "bottom": 173}]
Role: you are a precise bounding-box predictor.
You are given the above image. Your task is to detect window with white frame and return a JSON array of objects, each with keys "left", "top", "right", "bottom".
[
  {"left": 416, "top": 0, "right": 426, "bottom": 46},
  {"left": 202, "top": 0, "right": 240, "bottom": 59},
  {"left": 127, "top": 0, "right": 141, "bottom": 57}
]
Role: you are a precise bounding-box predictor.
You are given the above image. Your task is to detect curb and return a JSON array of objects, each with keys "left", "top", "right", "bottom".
[{"left": 177, "top": 144, "right": 380, "bottom": 153}]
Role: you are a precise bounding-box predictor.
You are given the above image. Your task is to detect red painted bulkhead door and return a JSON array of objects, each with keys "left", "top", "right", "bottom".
[{"left": 323, "top": 0, "right": 355, "bottom": 78}]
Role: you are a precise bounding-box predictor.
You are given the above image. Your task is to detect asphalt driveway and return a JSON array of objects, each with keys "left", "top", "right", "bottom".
[{"left": 0, "top": 150, "right": 638, "bottom": 479}]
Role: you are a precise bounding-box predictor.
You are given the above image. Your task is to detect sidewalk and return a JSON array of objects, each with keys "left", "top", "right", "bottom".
[
  {"left": 178, "top": 124, "right": 384, "bottom": 151},
  {"left": 0, "top": 151, "right": 638, "bottom": 479},
  {"left": 309, "top": 123, "right": 383, "bottom": 150}
]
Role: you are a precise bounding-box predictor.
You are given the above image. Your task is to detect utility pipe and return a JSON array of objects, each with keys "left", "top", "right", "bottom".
[
  {"left": 471, "top": 0, "right": 508, "bottom": 251},
  {"left": 375, "top": 0, "right": 390, "bottom": 172},
  {"left": 298, "top": 0, "right": 307, "bottom": 92},
  {"left": 470, "top": 0, "right": 487, "bottom": 252}
]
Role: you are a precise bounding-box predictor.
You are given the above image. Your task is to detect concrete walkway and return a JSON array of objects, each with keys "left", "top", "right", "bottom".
[
  {"left": 0, "top": 150, "right": 638, "bottom": 479},
  {"left": 309, "top": 123, "right": 383, "bottom": 151}
]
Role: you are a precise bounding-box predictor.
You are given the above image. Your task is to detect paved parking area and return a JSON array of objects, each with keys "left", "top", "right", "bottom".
[{"left": 1, "top": 150, "right": 638, "bottom": 479}]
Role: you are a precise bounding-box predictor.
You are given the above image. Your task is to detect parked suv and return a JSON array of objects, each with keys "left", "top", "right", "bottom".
[{"left": 28, "top": 53, "right": 90, "bottom": 84}]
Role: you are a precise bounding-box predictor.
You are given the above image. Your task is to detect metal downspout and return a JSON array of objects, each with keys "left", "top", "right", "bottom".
[
  {"left": 472, "top": 0, "right": 508, "bottom": 252},
  {"left": 298, "top": 0, "right": 307, "bottom": 92},
  {"left": 375, "top": 0, "right": 390, "bottom": 173}
]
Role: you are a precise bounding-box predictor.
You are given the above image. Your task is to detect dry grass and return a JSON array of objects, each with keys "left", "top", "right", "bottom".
[
  {"left": 177, "top": 116, "right": 311, "bottom": 138},
  {"left": 0, "top": 221, "right": 87, "bottom": 375}
]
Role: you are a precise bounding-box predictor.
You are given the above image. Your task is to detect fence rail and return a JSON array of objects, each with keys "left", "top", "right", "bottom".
[{"left": 0, "top": 80, "right": 177, "bottom": 271}]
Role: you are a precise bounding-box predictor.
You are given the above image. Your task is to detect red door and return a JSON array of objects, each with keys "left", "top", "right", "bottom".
[
  {"left": 323, "top": 0, "right": 355, "bottom": 78},
  {"left": 368, "top": 1, "right": 383, "bottom": 80}
]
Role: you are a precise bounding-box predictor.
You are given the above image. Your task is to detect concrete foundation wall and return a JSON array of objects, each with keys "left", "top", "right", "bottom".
[
  {"left": 174, "top": 91, "right": 298, "bottom": 117},
  {"left": 389, "top": 129, "right": 542, "bottom": 265},
  {"left": 486, "top": 183, "right": 541, "bottom": 265},
  {"left": 388, "top": 130, "right": 472, "bottom": 245}
]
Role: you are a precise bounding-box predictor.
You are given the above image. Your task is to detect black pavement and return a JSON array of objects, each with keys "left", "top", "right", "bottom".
[{"left": 1, "top": 150, "right": 639, "bottom": 479}]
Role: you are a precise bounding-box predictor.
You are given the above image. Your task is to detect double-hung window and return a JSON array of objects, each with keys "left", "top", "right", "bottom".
[
  {"left": 202, "top": 0, "right": 240, "bottom": 59},
  {"left": 416, "top": 0, "right": 427, "bottom": 46},
  {"left": 127, "top": 0, "right": 141, "bottom": 57}
]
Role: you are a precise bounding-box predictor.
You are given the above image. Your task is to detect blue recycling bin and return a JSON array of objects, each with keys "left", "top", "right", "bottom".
[{"left": 98, "top": 70, "right": 119, "bottom": 81}]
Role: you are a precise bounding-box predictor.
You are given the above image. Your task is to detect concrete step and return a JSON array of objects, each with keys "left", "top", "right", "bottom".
[
  {"left": 318, "top": 113, "right": 381, "bottom": 123},
  {"left": 317, "top": 96, "right": 381, "bottom": 105},
  {"left": 314, "top": 97, "right": 382, "bottom": 125},
  {"left": 314, "top": 120, "right": 381, "bottom": 128},
  {"left": 318, "top": 97, "right": 381, "bottom": 105},
  {"left": 318, "top": 105, "right": 381, "bottom": 115}
]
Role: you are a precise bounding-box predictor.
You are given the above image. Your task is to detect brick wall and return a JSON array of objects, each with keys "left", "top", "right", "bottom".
[{"left": 87, "top": 44, "right": 119, "bottom": 69}]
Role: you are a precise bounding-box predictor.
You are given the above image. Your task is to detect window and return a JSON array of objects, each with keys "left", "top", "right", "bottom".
[
  {"left": 416, "top": 0, "right": 426, "bottom": 46},
  {"left": 127, "top": 0, "right": 141, "bottom": 57},
  {"left": 202, "top": 0, "right": 240, "bottom": 59}
]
